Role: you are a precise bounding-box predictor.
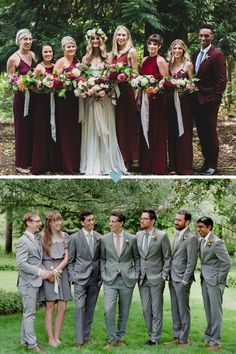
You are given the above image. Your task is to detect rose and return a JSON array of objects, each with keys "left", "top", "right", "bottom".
[
  {"left": 98, "top": 90, "right": 106, "bottom": 98},
  {"left": 71, "top": 68, "right": 81, "bottom": 77},
  {"left": 170, "top": 78, "right": 177, "bottom": 85},
  {"left": 149, "top": 76, "right": 156, "bottom": 84},
  {"left": 117, "top": 73, "right": 126, "bottom": 81}
]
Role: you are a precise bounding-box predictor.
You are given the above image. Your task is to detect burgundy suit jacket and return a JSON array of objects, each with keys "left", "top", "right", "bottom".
[{"left": 192, "top": 46, "right": 227, "bottom": 106}]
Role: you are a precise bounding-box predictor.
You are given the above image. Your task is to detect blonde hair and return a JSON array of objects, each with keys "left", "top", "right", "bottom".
[
  {"left": 166, "top": 39, "right": 190, "bottom": 64},
  {"left": 84, "top": 36, "right": 108, "bottom": 64},
  {"left": 61, "top": 36, "right": 77, "bottom": 51},
  {"left": 112, "top": 25, "right": 133, "bottom": 58},
  {"left": 15, "top": 29, "right": 32, "bottom": 45}
]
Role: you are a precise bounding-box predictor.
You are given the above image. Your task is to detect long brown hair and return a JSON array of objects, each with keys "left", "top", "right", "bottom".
[{"left": 42, "top": 211, "right": 63, "bottom": 256}]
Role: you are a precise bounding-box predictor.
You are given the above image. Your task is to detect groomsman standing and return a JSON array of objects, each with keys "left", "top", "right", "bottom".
[
  {"left": 136, "top": 209, "right": 171, "bottom": 345},
  {"left": 167, "top": 210, "right": 198, "bottom": 346},
  {"left": 101, "top": 211, "right": 140, "bottom": 349},
  {"left": 192, "top": 24, "right": 227, "bottom": 175},
  {"left": 68, "top": 211, "right": 102, "bottom": 349},
  {"left": 197, "top": 217, "right": 231, "bottom": 350},
  {"left": 16, "top": 212, "right": 52, "bottom": 354}
]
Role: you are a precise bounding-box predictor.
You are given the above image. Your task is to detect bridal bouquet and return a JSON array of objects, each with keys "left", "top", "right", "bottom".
[
  {"left": 104, "top": 62, "right": 138, "bottom": 82},
  {"left": 130, "top": 74, "right": 163, "bottom": 94},
  {"left": 8, "top": 73, "right": 25, "bottom": 92},
  {"left": 74, "top": 76, "right": 112, "bottom": 101},
  {"left": 159, "top": 76, "right": 199, "bottom": 94}
]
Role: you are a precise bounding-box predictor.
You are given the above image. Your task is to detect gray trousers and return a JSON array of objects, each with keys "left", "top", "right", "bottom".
[
  {"left": 103, "top": 277, "right": 134, "bottom": 342},
  {"left": 139, "top": 278, "right": 165, "bottom": 343},
  {"left": 169, "top": 279, "right": 192, "bottom": 341},
  {"left": 74, "top": 282, "right": 100, "bottom": 345},
  {"left": 201, "top": 279, "right": 224, "bottom": 346},
  {"left": 18, "top": 281, "right": 39, "bottom": 348}
]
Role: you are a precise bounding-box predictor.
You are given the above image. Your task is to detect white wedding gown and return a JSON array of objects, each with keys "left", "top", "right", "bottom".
[{"left": 79, "top": 63, "right": 127, "bottom": 175}]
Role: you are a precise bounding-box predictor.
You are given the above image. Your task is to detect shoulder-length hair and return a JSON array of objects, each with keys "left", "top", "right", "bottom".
[
  {"left": 42, "top": 211, "right": 63, "bottom": 256},
  {"left": 84, "top": 36, "right": 108, "bottom": 64},
  {"left": 166, "top": 39, "right": 190, "bottom": 64},
  {"left": 111, "top": 25, "right": 133, "bottom": 58}
]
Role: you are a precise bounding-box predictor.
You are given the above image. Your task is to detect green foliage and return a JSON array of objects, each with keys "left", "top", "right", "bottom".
[
  {"left": 227, "top": 275, "right": 236, "bottom": 287},
  {"left": 0, "top": 289, "right": 22, "bottom": 315},
  {"left": 0, "top": 264, "right": 17, "bottom": 271},
  {"left": 225, "top": 242, "right": 236, "bottom": 256},
  {"left": 0, "top": 73, "right": 12, "bottom": 120}
]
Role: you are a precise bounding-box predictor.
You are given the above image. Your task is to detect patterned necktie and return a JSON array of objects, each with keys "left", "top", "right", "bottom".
[
  {"left": 88, "top": 233, "right": 94, "bottom": 257},
  {"left": 143, "top": 232, "right": 149, "bottom": 254},
  {"left": 195, "top": 49, "right": 204, "bottom": 73},
  {"left": 116, "top": 234, "right": 121, "bottom": 256}
]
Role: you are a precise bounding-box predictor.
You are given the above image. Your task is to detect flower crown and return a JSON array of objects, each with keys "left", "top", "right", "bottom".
[{"left": 85, "top": 28, "right": 107, "bottom": 42}]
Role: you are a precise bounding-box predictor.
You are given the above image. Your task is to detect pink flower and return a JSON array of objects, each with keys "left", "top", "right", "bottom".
[
  {"left": 117, "top": 73, "right": 126, "bottom": 81},
  {"left": 171, "top": 79, "right": 177, "bottom": 85},
  {"left": 98, "top": 90, "right": 106, "bottom": 98}
]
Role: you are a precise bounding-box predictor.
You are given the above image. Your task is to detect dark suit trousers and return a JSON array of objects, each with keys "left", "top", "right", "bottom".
[
  {"left": 194, "top": 101, "right": 220, "bottom": 169},
  {"left": 169, "top": 280, "right": 192, "bottom": 341},
  {"left": 74, "top": 280, "right": 100, "bottom": 344}
]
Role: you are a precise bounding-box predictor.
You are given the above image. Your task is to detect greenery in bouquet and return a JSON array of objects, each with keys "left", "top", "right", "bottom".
[
  {"left": 103, "top": 62, "right": 138, "bottom": 82},
  {"left": 159, "top": 75, "right": 199, "bottom": 94},
  {"left": 130, "top": 74, "right": 163, "bottom": 94},
  {"left": 74, "top": 76, "right": 112, "bottom": 102}
]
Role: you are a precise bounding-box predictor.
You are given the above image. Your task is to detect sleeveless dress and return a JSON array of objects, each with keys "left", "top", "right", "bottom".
[
  {"left": 55, "top": 59, "right": 81, "bottom": 174},
  {"left": 112, "top": 52, "right": 139, "bottom": 163},
  {"left": 80, "top": 63, "right": 127, "bottom": 175},
  {"left": 139, "top": 56, "right": 167, "bottom": 174},
  {"left": 31, "top": 66, "right": 61, "bottom": 174},
  {"left": 167, "top": 67, "right": 193, "bottom": 175},
  {"left": 13, "top": 54, "right": 36, "bottom": 169},
  {"left": 39, "top": 233, "right": 72, "bottom": 302}
]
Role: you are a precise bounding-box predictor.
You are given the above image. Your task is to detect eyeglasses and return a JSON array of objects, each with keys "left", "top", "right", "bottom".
[{"left": 30, "top": 219, "right": 41, "bottom": 223}]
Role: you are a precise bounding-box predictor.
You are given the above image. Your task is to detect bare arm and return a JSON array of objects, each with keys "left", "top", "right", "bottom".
[
  {"left": 128, "top": 48, "right": 138, "bottom": 70},
  {"left": 53, "top": 58, "right": 64, "bottom": 75},
  {"left": 34, "top": 63, "right": 46, "bottom": 76},
  {"left": 6, "top": 54, "right": 19, "bottom": 74},
  {"left": 186, "top": 61, "right": 194, "bottom": 80},
  {"left": 157, "top": 56, "right": 168, "bottom": 77}
]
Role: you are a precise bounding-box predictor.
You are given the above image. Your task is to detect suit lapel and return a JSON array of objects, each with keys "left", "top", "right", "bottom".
[
  {"left": 198, "top": 45, "right": 214, "bottom": 73},
  {"left": 138, "top": 232, "right": 145, "bottom": 257},
  {"left": 24, "top": 232, "right": 42, "bottom": 257}
]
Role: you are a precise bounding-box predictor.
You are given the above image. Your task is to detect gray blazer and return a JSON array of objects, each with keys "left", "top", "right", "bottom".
[
  {"left": 67, "top": 229, "right": 102, "bottom": 286},
  {"left": 136, "top": 228, "right": 171, "bottom": 286},
  {"left": 200, "top": 232, "right": 231, "bottom": 286},
  {"left": 16, "top": 232, "right": 43, "bottom": 288},
  {"left": 170, "top": 227, "right": 198, "bottom": 283},
  {"left": 100, "top": 231, "right": 140, "bottom": 288}
]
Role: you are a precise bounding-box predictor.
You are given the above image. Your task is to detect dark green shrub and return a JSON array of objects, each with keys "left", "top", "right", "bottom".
[
  {"left": 0, "top": 265, "right": 17, "bottom": 271},
  {"left": 225, "top": 242, "right": 236, "bottom": 256},
  {"left": 0, "top": 289, "right": 22, "bottom": 315}
]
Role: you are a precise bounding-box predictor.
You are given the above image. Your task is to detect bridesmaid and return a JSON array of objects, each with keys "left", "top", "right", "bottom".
[
  {"left": 54, "top": 36, "right": 81, "bottom": 174},
  {"left": 166, "top": 39, "right": 194, "bottom": 175},
  {"left": 39, "top": 211, "right": 72, "bottom": 346},
  {"left": 31, "top": 44, "right": 61, "bottom": 174},
  {"left": 110, "top": 25, "right": 139, "bottom": 171},
  {"left": 6, "top": 28, "right": 36, "bottom": 174},
  {"left": 139, "top": 34, "right": 168, "bottom": 174}
]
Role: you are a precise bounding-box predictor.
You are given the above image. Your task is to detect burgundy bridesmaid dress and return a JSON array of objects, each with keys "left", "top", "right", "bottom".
[
  {"left": 31, "top": 67, "right": 62, "bottom": 174},
  {"left": 13, "top": 54, "right": 36, "bottom": 169},
  {"left": 55, "top": 59, "right": 81, "bottom": 174},
  {"left": 139, "top": 55, "right": 167, "bottom": 174},
  {"left": 167, "top": 68, "right": 193, "bottom": 175},
  {"left": 112, "top": 52, "right": 139, "bottom": 164}
]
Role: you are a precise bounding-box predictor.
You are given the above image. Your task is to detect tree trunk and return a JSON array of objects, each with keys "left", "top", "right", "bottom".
[{"left": 5, "top": 208, "right": 13, "bottom": 254}]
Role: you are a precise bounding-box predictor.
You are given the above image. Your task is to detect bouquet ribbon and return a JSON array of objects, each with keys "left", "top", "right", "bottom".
[
  {"left": 50, "top": 93, "right": 56, "bottom": 142},
  {"left": 112, "top": 83, "right": 120, "bottom": 105},
  {"left": 141, "top": 91, "right": 150, "bottom": 148},
  {"left": 174, "top": 89, "right": 184, "bottom": 137},
  {"left": 23, "top": 89, "right": 30, "bottom": 117}
]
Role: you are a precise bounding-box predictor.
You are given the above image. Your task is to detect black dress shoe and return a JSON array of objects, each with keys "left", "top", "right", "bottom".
[
  {"left": 201, "top": 168, "right": 216, "bottom": 176},
  {"left": 145, "top": 340, "right": 157, "bottom": 345},
  {"left": 194, "top": 165, "right": 207, "bottom": 173}
]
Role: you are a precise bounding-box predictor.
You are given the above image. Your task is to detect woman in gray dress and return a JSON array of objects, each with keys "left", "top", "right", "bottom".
[{"left": 39, "top": 211, "right": 72, "bottom": 346}]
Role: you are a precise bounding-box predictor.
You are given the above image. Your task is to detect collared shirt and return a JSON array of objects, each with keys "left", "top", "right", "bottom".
[
  {"left": 177, "top": 227, "right": 188, "bottom": 241},
  {"left": 142, "top": 227, "right": 154, "bottom": 251},
  {"left": 201, "top": 44, "right": 211, "bottom": 58},
  {"left": 203, "top": 232, "right": 211, "bottom": 247},
  {"left": 83, "top": 228, "right": 94, "bottom": 247},
  {"left": 113, "top": 230, "right": 124, "bottom": 251},
  {"left": 25, "top": 230, "right": 36, "bottom": 239}
]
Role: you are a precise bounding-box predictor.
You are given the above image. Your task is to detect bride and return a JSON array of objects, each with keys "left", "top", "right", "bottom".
[{"left": 79, "top": 28, "right": 127, "bottom": 175}]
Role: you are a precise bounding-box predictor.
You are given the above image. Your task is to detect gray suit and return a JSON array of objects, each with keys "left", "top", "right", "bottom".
[
  {"left": 169, "top": 227, "right": 198, "bottom": 341},
  {"left": 68, "top": 229, "right": 101, "bottom": 345},
  {"left": 16, "top": 232, "right": 43, "bottom": 348},
  {"left": 200, "top": 232, "right": 231, "bottom": 346},
  {"left": 137, "top": 228, "right": 171, "bottom": 343},
  {"left": 101, "top": 231, "right": 140, "bottom": 342}
]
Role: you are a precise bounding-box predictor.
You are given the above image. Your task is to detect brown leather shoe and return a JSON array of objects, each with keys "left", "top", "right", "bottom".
[
  {"left": 75, "top": 343, "right": 82, "bottom": 349},
  {"left": 164, "top": 338, "right": 179, "bottom": 345},
  {"left": 208, "top": 345, "right": 222, "bottom": 350},
  {"left": 178, "top": 340, "right": 190, "bottom": 346},
  {"left": 116, "top": 339, "right": 125, "bottom": 347},
  {"left": 30, "top": 346, "right": 46, "bottom": 354},
  {"left": 104, "top": 341, "right": 116, "bottom": 349}
]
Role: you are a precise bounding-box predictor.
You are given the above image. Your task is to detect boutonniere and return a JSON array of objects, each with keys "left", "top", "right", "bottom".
[
  {"left": 125, "top": 239, "right": 129, "bottom": 245},
  {"left": 181, "top": 236, "right": 187, "bottom": 241},
  {"left": 96, "top": 235, "right": 101, "bottom": 242},
  {"left": 151, "top": 235, "right": 158, "bottom": 241},
  {"left": 203, "top": 53, "right": 210, "bottom": 61},
  {"left": 207, "top": 240, "right": 213, "bottom": 247}
]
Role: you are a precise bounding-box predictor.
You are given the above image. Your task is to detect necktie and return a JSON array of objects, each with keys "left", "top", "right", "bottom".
[
  {"left": 201, "top": 238, "right": 206, "bottom": 256},
  {"left": 174, "top": 231, "right": 180, "bottom": 248},
  {"left": 116, "top": 234, "right": 121, "bottom": 256},
  {"left": 144, "top": 232, "right": 149, "bottom": 254},
  {"left": 195, "top": 49, "right": 204, "bottom": 73},
  {"left": 88, "top": 233, "right": 94, "bottom": 256}
]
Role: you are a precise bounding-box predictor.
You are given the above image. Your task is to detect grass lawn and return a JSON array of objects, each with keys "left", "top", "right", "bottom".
[{"left": 0, "top": 269, "right": 236, "bottom": 354}]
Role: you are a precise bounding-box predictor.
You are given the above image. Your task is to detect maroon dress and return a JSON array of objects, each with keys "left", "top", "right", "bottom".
[
  {"left": 167, "top": 67, "right": 193, "bottom": 175},
  {"left": 139, "top": 56, "right": 167, "bottom": 174},
  {"left": 112, "top": 52, "right": 139, "bottom": 163},
  {"left": 31, "top": 67, "right": 62, "bottom": 174},
  {"left": 13, "top": 53, "right": 36, "bottom": 169},
  {"left": 55, "top": 60, "right": 81, "bottom": 174}
]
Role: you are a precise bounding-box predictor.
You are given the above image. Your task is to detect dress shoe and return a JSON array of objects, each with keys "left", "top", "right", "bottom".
[
  {"left": 16, "top": 167, "right": 31, "bottom": 174},
  {"left": 164, "top": 338, "right": 179, "bottom": 345},
  {"left": 84, "top": 338, "right": 92, "bottom": 345},
  {"left": 194, "top": 165, "right": 207, "bottom": 173},
  {"left": 75, "top": 343, "right": 82, "bottom": 349},
  {"left": 104, "top": 341, "right": 116, "bottom": 349},
  {"left": 116, "top": 339, "right": 125, "bottom": 347},
  {"left": 29, "top": 346, "right": 46, "bottom": 354},
  {"left": 178, "top": 340, "right": 190, "bottom": 346},
  {"left": 145, "top": 340, "right": 157, "bottom": 345},
  {"left": 201, "top": 168, "right": 216, "bottom": 176},
  {"left": 208, "top": 344, "right": 222, "bottom": 350}
]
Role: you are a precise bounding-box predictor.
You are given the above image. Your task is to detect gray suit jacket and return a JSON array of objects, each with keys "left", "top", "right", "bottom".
[
  {"left": 170, "top": 227, "right": 198, "bottom": 283},
  {"left": 136, "top": 228, "right": 171, "bottom": 286},
  {"left": 16, "top": 232, "right": 43, "bottom": 288},
  {"left": 100, "top": 231, "right": 140, "bottom": 288},
  {"left": 67, "top": 229, "right": 102, "bottom": 286},
  {"left": 200, "top": 232, "right": 231, "bottom": 286}
]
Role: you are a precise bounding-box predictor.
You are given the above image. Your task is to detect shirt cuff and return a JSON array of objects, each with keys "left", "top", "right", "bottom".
[{"left": 38, "top": 268, "right": 42, "bottom": 276}]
